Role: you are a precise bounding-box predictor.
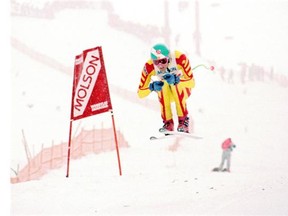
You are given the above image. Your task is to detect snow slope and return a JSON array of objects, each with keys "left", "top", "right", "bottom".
[
  {"left": 8, "top": 0, "right": 288, "bottom": 215},
  {"left": 10, "top": 77, "right": 288, "bottom": 215}
]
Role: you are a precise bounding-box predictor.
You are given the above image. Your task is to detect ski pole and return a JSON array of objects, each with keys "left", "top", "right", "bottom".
[
  {"left": 152, "top": 64, "right": 214, "bottom": 81},
  {"left": 192, "top": 64, "right": 214, "bottom": 71}
]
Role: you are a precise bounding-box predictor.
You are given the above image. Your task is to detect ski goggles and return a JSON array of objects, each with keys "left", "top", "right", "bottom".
[{"left": 153, "top": 58, "right": 169, "bottom": 65}]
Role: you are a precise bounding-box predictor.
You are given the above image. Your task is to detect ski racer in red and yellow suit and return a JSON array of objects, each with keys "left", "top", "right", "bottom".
[{"left": 137, "top": 44, "right": 195, "bottom": 133}]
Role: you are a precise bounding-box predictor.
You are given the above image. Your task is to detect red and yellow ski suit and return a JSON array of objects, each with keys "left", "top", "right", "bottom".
[{"left": 137, "top": 50, "right": 195, "bottom": 122}]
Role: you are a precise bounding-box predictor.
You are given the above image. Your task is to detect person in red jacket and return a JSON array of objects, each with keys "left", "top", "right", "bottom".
[
  {"left": 137, "top": 43, "right": 195, "bottom": 133},
  {"left": 212, "top": 138, "right": 236, "bottom": 172}
]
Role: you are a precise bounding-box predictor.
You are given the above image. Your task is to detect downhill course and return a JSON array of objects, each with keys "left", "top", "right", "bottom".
[{"left": 9, "top": 0, "right": 288, "bottom": 215}]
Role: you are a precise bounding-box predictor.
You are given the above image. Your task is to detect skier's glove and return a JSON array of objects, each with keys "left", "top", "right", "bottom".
[
  {"left": 163, "top": 73, "right": 180, "bottom": 85},
  {"left": 149, "top": 81, "right": 164, "bottom": 92}
]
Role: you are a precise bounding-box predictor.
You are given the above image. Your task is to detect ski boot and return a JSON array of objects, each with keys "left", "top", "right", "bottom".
[
  {"left": 159, "top": 119, "right": 174, "bottom": 133},
  {"left": 212, "top": 167, "right": 220, "bottom": 172},
  {"left": 177, "top": 116, "right": 189, "bottom": 133}
]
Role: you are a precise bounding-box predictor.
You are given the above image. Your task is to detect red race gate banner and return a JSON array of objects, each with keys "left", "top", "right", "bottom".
[
  {"left": 66, "top": 46, "right": 122, "bottom": 177},
  {"left": 71, "top": 46, "right": 112, "bottom": 120}
]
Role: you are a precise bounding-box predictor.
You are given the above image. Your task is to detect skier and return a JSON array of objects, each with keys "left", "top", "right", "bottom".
[
  {"left": 137, "top": 43, "right": 195, "bottom": 133},
  {"left": 212, "top": 138, "right": 236, "bottom": 172}
]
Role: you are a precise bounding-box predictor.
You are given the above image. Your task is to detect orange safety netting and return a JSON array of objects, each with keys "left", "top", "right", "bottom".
[{"left": 11, "top": 128, "right": 129, "bottom": 184}]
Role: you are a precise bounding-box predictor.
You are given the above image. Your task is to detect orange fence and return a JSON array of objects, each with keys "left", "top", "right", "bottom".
[{"left": 11, "top": 128, "right": 129, "bottom": 184}]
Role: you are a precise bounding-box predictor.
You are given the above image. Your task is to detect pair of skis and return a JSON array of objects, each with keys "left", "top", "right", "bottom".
[{"left": 150, "top": 131, "right": 203, "bottom": 140}]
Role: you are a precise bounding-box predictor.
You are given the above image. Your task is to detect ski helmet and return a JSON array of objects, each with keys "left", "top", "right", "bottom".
[{"left": 150, "top": 43, "right": 170, "bottom": 60}]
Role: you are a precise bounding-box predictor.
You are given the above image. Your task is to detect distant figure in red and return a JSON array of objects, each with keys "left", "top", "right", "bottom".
[{"left": 212, "top": 138, "right": 236, "bottom": 172}]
